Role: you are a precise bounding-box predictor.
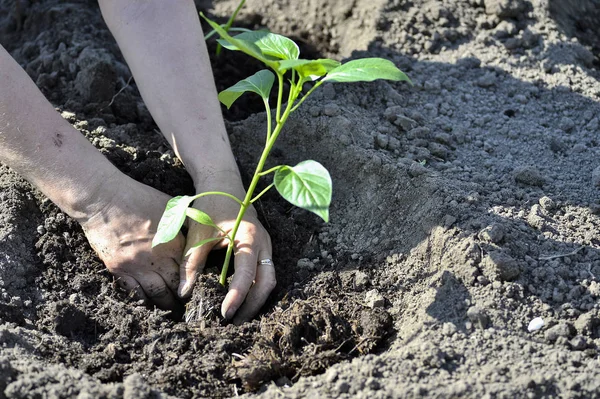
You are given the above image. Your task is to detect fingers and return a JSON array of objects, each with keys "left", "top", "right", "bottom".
[
  {"left": 232, "top": 251, "right": 277, "bottom": 325},
  {"left": 116, "top": 274, "right": 148, "bottom": 303},
  {"left": 221, "top": 241, "right": 257, "bottom": 320},
  {"left": 136, "top": 269, "right": 178, "bottom": 310},
  {"left": 179, "top": 225, "right": 217, "bottom": 298}
]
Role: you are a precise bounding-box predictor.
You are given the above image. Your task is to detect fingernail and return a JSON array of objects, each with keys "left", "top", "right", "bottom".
[{"left": 178, "top": 281, "right": 190, "bottom": 298}]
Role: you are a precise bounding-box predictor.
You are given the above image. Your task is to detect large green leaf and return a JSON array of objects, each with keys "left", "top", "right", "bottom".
[
  {"left": 218, "top": 70, "right": 275, "bottom": 109},
  {"left": 219, "top": 31, "right": 299, "bottom": 60},
  {"left": 274, "top": 160, "right": 332, "bottom": 222},
  {"left": 323, "top": 58, "right": 411, "bottom": 83},
  {"left": 200, "top": 13, "right": 276, "bottom": 66},
  {"left": 152, "top": 195, "right": 195, "bottom": 247},
  {"left": 278, "top": 58, "right": 341, "bottom": 81}
]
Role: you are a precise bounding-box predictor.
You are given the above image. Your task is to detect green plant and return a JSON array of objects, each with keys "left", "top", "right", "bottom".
[{"left": 152, "top": 14, "right": 411, "bottom": 287}]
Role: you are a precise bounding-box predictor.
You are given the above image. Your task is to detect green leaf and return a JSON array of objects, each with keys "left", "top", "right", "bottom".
[
  {"left": 323, "top": 58, "right": 412, "bottom": 84},
  {"left": 278, "top": 58, "right": 341, "bottom": 81},
  {"left": 200, "top": 13, "right": 275, "bottom": 66},
  {"left": 220, "top": 31, "right": 300, "bottom": 60},
  {"left": 218, "top": 70, "right": 275, "bottom": 109},
  {"left": 274, "top": 160, "right": 332, "bottom": 222},
  {"left": 185, "top": 236, "right": 224, "bottom": 257},
  {"left": 152, "top": 195, "right": 195, "bottom": 247},
  {"left": 185, "top": 207, "right": 217, "bottom": 227}
]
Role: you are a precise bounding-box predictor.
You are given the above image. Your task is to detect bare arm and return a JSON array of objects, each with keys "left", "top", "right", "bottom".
[
  {"left": 97, "top": 0, "right": 242, "bottom": 190},
  {"left": 98, "top": 0, "right": 276, "bottom": 323},
  {"left": 0, "top": 44, "right": 118, "bottom": 222}
]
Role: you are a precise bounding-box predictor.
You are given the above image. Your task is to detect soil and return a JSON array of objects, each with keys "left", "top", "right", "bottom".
[{"left": 2, "top": 0, "right": 600, "bottom": 398}]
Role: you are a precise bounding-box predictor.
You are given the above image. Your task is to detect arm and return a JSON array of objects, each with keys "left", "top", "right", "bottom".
[
  {"left": 0, "top": 44, "right": 184, "bottom": 310},
  {"left": 98, "top": 0, "right": 276, "bottom": 323}
]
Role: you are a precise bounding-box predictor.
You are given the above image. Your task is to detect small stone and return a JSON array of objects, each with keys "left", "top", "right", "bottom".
[
  {"left": 365, "top": 289, "right": 385, "bottom": 308},
  {"left": 428, "top": 142, "right": 449, "bottom": 159},
  {"left": 559, "top": 116, "right": 576, "bottom": 132},
  {"left": 394, "top": 115, "right": 419, "bottom": 132},
  {"left": 504, "top": 37, "right": 521, "bottom": 50},
  {"left": 514, "top": 166, "right": 545, "bottom": 187},
  {"left": 375, "top": 133, "right": 389, "bottom": 149},
  {"left": 408, "top": 162, "right": 428, "bottom": 177},
  {"left": 336, "top": 381, "right": 350, "bottom": 394},
  {"left": 527, "top": 317, "right": 544, "bottom": 332},
  {"left": 570, "top": 336, "right": 587, "bottom": 351},
  {"left": 323, "top": 103, "right": 341, "bottom": 117},
  {"left": 544, "top": 322, "right": 575, "bottom": 343},
  {"left": 384, "top": 105, "right": 403, "bottom": 122},
  {"left": 574, "top": 313, "right": 599, "bottom": 335},
  {"left": 539, "top": 196, "right": 556, "bottom": 211},
  {"left": 478, "top": 224, "right": 505, "bottom": 244},
  {"left": 476, "top": 72, "right": 496, "bottom": 88},
  {"left": 36, "top": 225, "right": 46, "bottom": 235},
  {"left": 388, "top": 136, "right": 400, "bottom": 151},
  {"left": 484, "top": 0, "right": 527, "bottom": 18},
  {"left": 527, "top": 204, "right": 546, "bottom": 230},
  {"left": 442, "top": 322, "right": 457, "bottom": 336},
  {"left": 466, "top": 306, "right": 490, "bottom": 329},
  {"left": 296, "top": 258, "right": 315, "bottom": 270},
  {"left": 592, "top": 166, "right": 600, "bottom": 187},
  {"left": 354, "top": 271, "right": 370, "bottom": 289},
  {"left": 482, "top": 251, "right": 521, "bottom": 281}
]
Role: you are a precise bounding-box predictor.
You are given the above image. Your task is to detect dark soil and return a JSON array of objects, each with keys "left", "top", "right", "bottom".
[{"left": 2, "top": 0, "right": 600, "bottom": 398}]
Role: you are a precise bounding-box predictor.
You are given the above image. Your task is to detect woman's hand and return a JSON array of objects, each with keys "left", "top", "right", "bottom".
[{"left": 178, "top": 193, "right": 276, "bottom": 325}]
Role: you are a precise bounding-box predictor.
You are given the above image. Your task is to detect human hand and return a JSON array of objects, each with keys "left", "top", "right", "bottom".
[
  {"left": 178, "top": 193, "right": 275, "bottom": 325},
  {"left": 81, "top": 177, "right": 184, "bottom": 311}
]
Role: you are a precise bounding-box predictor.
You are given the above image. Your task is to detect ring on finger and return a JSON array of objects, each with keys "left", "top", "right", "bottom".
[{"left": 258, "top": 258, "right": 274, "bottom": 266}]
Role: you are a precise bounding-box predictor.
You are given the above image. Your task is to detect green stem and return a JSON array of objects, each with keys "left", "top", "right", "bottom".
[
  {"left": 275, "top": 72, "right": 284, "bottom": 124},
  {"left": 251, "top": 183, "right": 275, "bottom": 204},
  {"left": 257, "top": 165, "right": 281, "bottom": 177},
  {"left": 290, "top": 79, "right": 324, "bottom": 113},
  {"left": 216, "top": 0, "right": 246, "bottom": 56},
  {"left": 263, "top": 98, "right": 271, "bottom": 142},
  {"left": 219, "top": 83, "right": 301, "bottom": 285}
]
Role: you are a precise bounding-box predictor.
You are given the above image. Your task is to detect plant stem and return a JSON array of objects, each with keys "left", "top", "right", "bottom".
[
  {"left": 257, "top": 165, "right": 281, "bottom": 177},
  {"left": 263, "top": 98, "right": 271, "bottom": 141},
  {"left": 290, "top": 80, "right": 324, "bottom": 113},
  {"left": 216, "top": 0, "right": 246, "bottom": 56},
  {"left": 251, "top": 183, "right": 275, "bottom": 204},
  {"left": 275, "top": 72, "right": 284, "bottom": 124},
  {"left": 219, "top": 83, "right": 300, "bottom": 285}
]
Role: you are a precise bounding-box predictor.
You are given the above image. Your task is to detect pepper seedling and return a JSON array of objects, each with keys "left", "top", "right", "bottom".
[{"left": 152, "top": 13, "right": 411, "bottom": 287}]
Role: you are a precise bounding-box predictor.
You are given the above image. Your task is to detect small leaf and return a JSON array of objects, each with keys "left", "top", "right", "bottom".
[
  {"left": 274, "top": 160, "right": 332, "bottom": 222},
  {"left": 218, "top": 70, "right": 275, "bottom": 109},
  {"left": 200, "top": 13, "right": 275, "bottom": 65},
  {"left": 185, "top": 236, "right": 224, "bottom": 257},
  {"left": 186, "top": 207, "right": 217, "bottom": 227},
  {"left": 223, "top": 31, "right": 300, "bottom": 60},
  {"left": 278, "top": 58, "right": 341, "bottom": 81},
  {"left": 152, "top": 195, "right": 195, "bottom": 247},
  {"left": 323, "top": 58, "right": 412, "bottom": 84}
]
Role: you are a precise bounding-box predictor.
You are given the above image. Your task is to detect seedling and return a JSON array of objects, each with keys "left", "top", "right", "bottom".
[{"left": 153, "top": 14, "right": 411, "bottom": 287}]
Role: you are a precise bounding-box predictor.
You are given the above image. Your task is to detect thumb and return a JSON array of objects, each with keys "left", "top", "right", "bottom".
[{"left": 178, "top": 239, "right": 215, "bottom": 298}]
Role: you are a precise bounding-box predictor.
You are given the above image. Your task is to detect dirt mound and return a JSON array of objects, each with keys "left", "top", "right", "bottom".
[{"left": 2, "top": 0, "right": 600, "bottom": 398}]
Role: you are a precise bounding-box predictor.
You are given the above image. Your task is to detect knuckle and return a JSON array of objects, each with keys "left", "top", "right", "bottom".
[{"left": 145, "top": 283, "right": 169, "bottom": 299}]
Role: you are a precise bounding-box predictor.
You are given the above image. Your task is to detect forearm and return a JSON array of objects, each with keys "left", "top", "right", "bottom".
[
  {"left": 0, "top": 45, "right": 122, "bottom": 222},
  {"left": 98, "top": 0, "right": 242, "bottom": 192}
]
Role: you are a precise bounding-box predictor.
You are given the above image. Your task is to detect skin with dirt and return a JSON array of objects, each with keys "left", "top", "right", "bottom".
[{"left": 1, "top": 0, "right": 600, "bottom": 398}]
